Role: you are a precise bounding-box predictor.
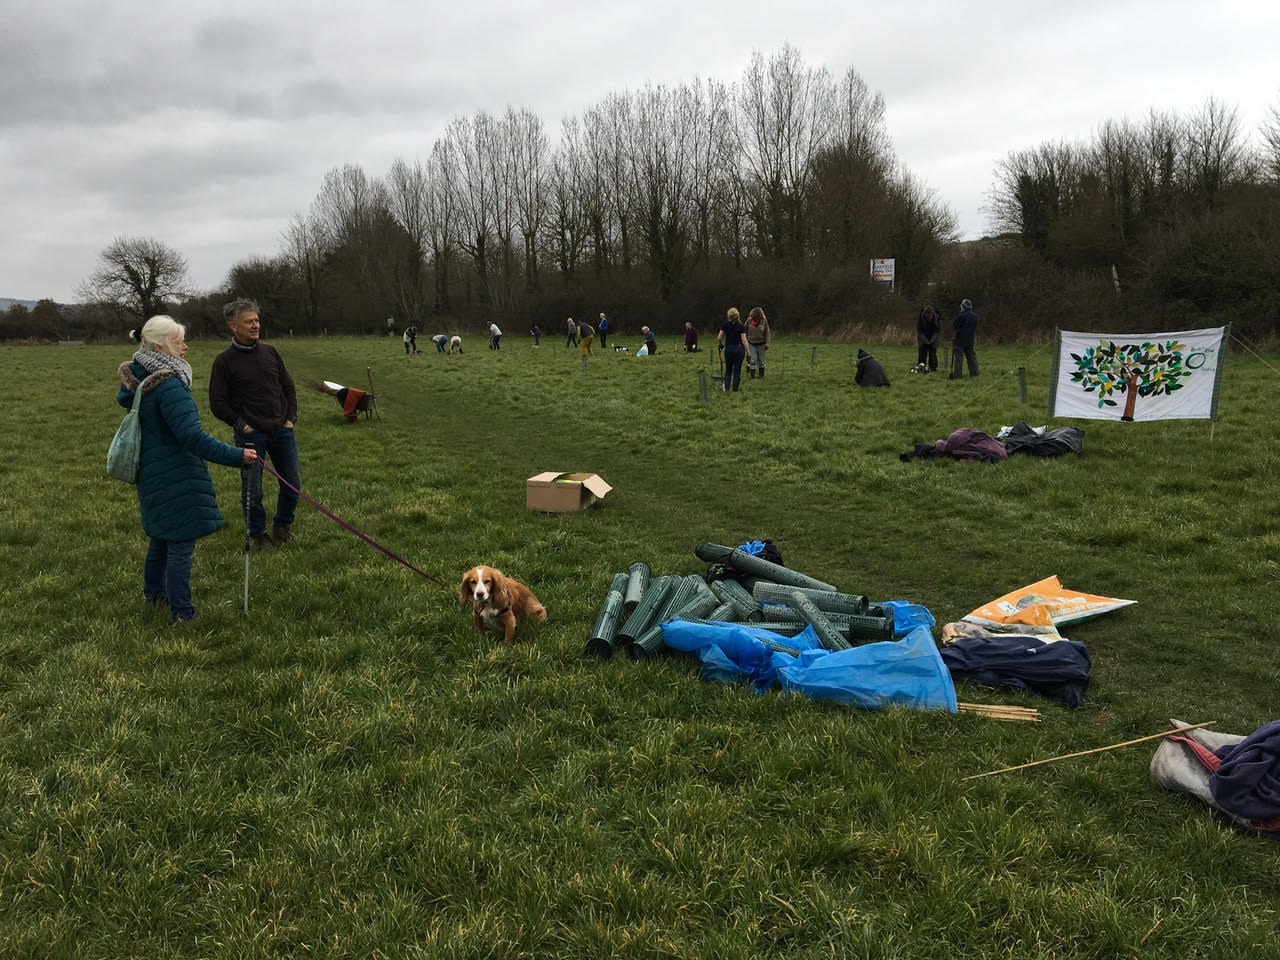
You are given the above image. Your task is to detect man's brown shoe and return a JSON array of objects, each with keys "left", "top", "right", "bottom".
[
  {"left": 253, "top": 533, "right": 275, "bottom": 550},
  {"left": 273, "top": 524, "right": 293, "bottom": 544}
]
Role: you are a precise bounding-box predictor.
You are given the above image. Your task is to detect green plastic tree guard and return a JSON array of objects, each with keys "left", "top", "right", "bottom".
[
  {"left": 669, "top": 589, "right": 719, "bottom": 624},
  {"left": 694, "top": 542, "right": 837, "bottom": 592},
  {"left": 622, "top": 561, "right": 652, "bottom": 616},
  {"left": 709, "top": 578, "right": 762, "bottom": 621},
  {"left": 843, "top": 612, "right": 895, "bottom": 643},
  {"left": 584, "top": 572, "right": 629, "bottom": 660},
  {"left": 706, "top": 601, "right": 737, "bottom": 623},
  {"left": 752, "top": 581, "right": 868, "bottom": 615},
  {"left": 785, "top": 589, "right": 852, "bottom": 651},
  {"left": 616, "top": 575, "right": 673, "bottom": 648},
  {"left": 676, "top": 618, "right": 804, "bottom": 654},
  {"left": 629, "top": 575, "right": 706, "bottom": 659}
]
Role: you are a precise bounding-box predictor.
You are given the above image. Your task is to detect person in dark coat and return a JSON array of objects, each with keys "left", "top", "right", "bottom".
[
  {"left": 855, "top": 349, "right": 891, "bottom": 387},
  {"left": 915, "top": 306, "right": 940, "bottom": 372},
  {"left": 209, "top": 298, "right": 300, "bottom": 549},
  {"left": 949, "top": 298, "right": 980, "bottom": 378},
  {"left": 717, "top": 308, "right": 748, "bottom": 392},
  {"left": 118, "top": 315, "right": 257, "bottom": 622}
]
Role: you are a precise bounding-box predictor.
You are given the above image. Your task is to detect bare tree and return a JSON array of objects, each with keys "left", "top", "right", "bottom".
[
  {"left": 424, "top": 139, "right": 458, "bottom": 315},
  {"left": 987, "top": 142, "right": 1080, "bottom": 248},
  {"left": 383, "top": 157, "right": 433, "bottom": 323},
  {"left": 628, "top": 84, "right": 694, "bottom": 300},
  {"left": 282, "top": 211, "right": 327, "bottom": 331},
  {"left": 507, "top": 107, "right": 550, "bottom": 293},
  {"left": 1263, "top": 95, "right": 1280, "bottom": 182},
  {"left": 76, "top": 236, "right": 190, "bottom": 322},
  {"left": 546, "top": 117, "right": 588, "bottom": 278},
  {"left": 735, "top": 44, "right": 835, "bottom": 261},
  {"left": 1183, "top": 96, "right": 1247, "bottom": 205},
  {"left": 681, "top": 77, "right": 735, "bottom": 266},
  {"left": 443, "top": 112, "right": 502, "bottom": 305}
]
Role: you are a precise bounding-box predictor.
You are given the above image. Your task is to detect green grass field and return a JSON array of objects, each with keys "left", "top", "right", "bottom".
[{"left": 1, "top": 333, "right": 1277, "bottom": 959}]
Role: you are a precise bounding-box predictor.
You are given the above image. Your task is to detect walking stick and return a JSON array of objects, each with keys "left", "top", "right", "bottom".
[
  {"left": 241, "top": 442, "right": 256, "bottom": 615},
  {"left": 365, "top": 366, "right": 381, "bottom": 419}
]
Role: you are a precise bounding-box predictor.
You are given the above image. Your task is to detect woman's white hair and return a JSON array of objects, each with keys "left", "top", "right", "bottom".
[{"left": 132, "top": 315, "right": 186, "bottom": 349}]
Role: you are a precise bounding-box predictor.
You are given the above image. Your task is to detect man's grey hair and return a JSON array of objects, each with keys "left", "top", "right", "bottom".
[
  {"left": 960, "top": 298, "right": 973, "bottom": 310},
  {"left": 223, "top": 298, "right": 260, "bottom": 323}
]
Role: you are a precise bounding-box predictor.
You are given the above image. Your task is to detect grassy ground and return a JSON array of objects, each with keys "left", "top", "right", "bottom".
[{"left": 1, "top": 331, "right": 1277, "bottom": 959}]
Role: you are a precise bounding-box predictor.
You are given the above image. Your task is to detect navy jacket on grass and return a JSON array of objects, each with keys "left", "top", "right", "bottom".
[{"left": 117, "top": 361, "right": 244, "bottom": 541}]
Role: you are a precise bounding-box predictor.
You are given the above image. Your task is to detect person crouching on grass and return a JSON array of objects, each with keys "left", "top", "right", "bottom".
[
  {"left": 118, "top": 316, "right": 258, "bottom": 623},
  {"left": 579, "top": 319, "right": 595, "bottom": 356}
]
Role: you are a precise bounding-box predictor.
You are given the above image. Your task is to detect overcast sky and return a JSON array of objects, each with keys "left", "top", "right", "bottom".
[{"left": 3, "top": 0, "right": 1277, "bottom": 303}]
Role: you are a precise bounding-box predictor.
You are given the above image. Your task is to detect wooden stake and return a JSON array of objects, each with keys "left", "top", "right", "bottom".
[{"left": 962, "top": 721, "right": 1216, "bottom": 781}]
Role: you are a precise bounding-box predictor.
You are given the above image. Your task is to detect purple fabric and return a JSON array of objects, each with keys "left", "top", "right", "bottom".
[
  {"left": 1210, "top": 720, "right": 1280, "bottom": 822},
  {"left": 937, "top": 428, "right": 1008, "bottom": 462}
]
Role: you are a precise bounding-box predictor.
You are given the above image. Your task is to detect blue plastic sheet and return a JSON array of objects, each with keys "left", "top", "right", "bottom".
[
  {"left": 882, "top": 600, "right": 936, "bottom": 636},
  {"left": 661, "top": 620, "right": 957, "bottom": 713}
]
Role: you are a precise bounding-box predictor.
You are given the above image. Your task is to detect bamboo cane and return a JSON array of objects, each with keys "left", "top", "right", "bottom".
[
  {"left": 962, "top": 721, "right": 1217, "bottom": 781},
  {"left": 957, "top": 703, "right": 1042, "bottom": 723}
]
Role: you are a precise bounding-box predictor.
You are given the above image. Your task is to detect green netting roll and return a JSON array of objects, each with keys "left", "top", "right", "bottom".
[
  {"left": 706, "top": 601, "right": 737, "bottom": 623},
  {"left": 694, "top": 542, "right": 837, "bottom": 592},
  {"left": 844, "top": 613, "right": 895, "bottom": 642},
  {"left": 785, "top": 589, "right": 852, "bottom": 651},
  {"left": 584, "top": 572, "right": 629, "bottom": 660},
  {"left": 668, "top": 589, "right": 719, "bottom": 624},
  {"left": 616, "top": 575, "right": 673, "bottom": 647},
  {"left": 675, "top": 618, "right": 804, "bottom": 652},
  {"left": 752, "top": 581, "right": 868, "bottom": 615},
  {"left": 622, "top": 561, "right": 652, "bottom": 616},
  {"left": 709, "top": 578, "right": 762, "bottom": 621},
  {"left": 629, "top": 575, "right": 705, "bottom": 659}
]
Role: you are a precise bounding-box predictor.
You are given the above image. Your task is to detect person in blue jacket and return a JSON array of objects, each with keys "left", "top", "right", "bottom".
[
  {"left": 117, "top": 315, "right": 257, "bottom": 622},
  {"left": 949, "top": 298, "right": 980, "bottom": 378},
  {"left": 597, "top": 312, "right": 609, "bottom": 348}
]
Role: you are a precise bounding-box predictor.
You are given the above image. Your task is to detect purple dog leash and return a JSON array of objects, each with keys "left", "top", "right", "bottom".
[{"left": 259, "top": 461, "right": 455, "bottom": 594}]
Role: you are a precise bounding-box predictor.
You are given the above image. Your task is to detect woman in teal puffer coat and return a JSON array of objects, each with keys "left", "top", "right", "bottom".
[{"left": 116, "top": 316, "right": 258, "bottom": 622}]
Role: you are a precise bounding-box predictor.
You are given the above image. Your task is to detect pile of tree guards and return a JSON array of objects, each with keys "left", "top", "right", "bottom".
[
  {"left": 585, "top": 542, "right": 921, "bottom": 660},
  {"left": 584, "top": 542, "right": 1048, "bottom": 720}
]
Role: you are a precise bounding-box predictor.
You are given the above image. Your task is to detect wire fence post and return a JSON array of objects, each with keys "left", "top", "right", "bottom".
[
  {"left": 697, "top": 368, "right": 708, "bottom": 402},
  {"left": 1018, "top": 366, "right": 1027, "bottom": 403},
  {"left": 810, "top": 346, "right": 817, "bottom": 366}
]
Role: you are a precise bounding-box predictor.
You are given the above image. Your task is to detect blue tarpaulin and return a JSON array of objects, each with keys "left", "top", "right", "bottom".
[{"left": 661, "top": 618, "right": 957, "bottom": 713}]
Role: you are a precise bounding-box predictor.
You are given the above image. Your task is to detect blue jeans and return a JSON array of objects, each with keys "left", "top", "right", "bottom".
[
  {"left": 145, "top": 537, "right": 196, "bottom": 621},
  {"left": 723, "top": 345, "right": 745, "bottom": 390},
  {"left": 237, "top": 426, "right": 300, "bottom": 535}
]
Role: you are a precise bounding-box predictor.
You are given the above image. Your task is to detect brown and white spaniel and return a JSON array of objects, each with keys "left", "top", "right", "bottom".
[{"left": 459, "top": 565, "right": 547, "bottom": 643}]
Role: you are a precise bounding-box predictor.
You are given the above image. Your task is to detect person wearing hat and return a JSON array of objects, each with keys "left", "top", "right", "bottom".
[{"left": 949, "top": 298, "right": 980, "bottom": 379}]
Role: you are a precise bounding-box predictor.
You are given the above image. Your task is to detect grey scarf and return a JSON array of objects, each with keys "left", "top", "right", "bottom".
[{"left": 133, "top": 348, "right": 193, "bottom": 388}]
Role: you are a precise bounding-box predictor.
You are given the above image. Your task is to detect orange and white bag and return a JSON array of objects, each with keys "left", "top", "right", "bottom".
[{"left": 964, "top": 575, "right": 1135, "bottom": 627}]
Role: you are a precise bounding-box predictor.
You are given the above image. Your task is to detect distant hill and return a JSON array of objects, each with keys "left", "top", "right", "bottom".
[{"left": 1, "top": 298, "right": 38, "bottom": 311}]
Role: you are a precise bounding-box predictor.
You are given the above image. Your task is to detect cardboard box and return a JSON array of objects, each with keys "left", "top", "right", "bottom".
[{"left": 526, "top": 471, "right": 612, "bottom": 513}]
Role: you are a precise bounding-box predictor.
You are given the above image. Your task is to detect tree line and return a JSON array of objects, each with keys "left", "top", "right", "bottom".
[
  {"left": 47, "top": 45, "right": 955, "bottom": 342},
  {"left": 12, "top": 59, "right": 1279, "bottom": 345},
  {"left": 975, "top": 96, "right": 1280, "bottom": 343}
]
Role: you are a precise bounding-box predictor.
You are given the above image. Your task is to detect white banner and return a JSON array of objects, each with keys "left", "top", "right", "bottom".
[
  {"left": 870, "top": 258, "right": 895, "bottom": 287},
  {"left": 1049, "top": 327, "right": 1229, "bottom": 422}
]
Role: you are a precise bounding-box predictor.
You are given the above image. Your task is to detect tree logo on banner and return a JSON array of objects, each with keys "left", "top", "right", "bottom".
[{"left": 1069, "top": 339, "right": 1197, "bottom": 421}]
